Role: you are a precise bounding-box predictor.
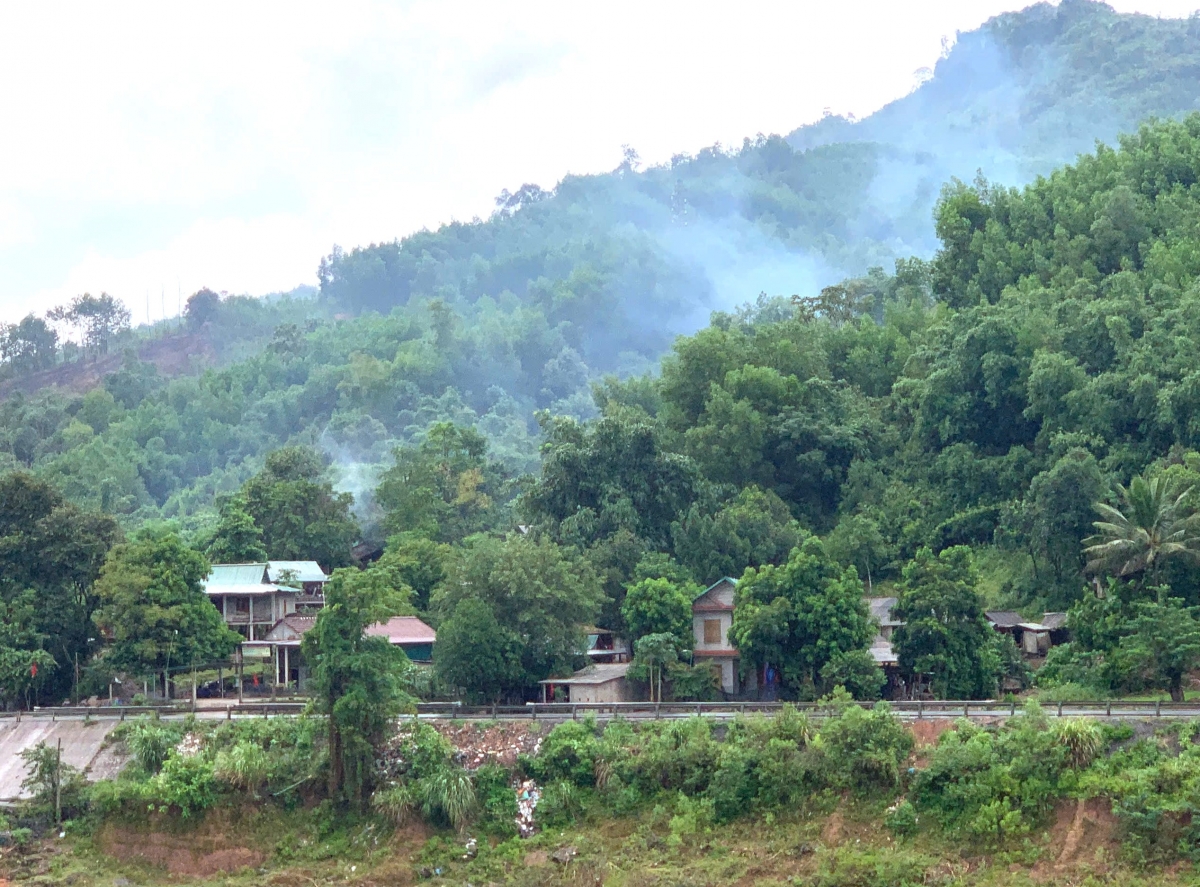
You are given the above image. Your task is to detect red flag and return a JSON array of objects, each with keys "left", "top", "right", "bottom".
[
  {"left": 253, "top": 673, "right": 259, "bottom": 686},
  {"left": 30, "top": 662, "right": 37, "bottom": 678}
]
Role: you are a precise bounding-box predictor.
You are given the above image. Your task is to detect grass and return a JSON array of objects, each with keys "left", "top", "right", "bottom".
[{"left": 7, "top": 794, "right": 1200, "bottom": 887}]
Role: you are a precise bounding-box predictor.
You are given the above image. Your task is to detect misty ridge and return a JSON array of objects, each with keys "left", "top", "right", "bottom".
[{"left": 2, "top": 0, "right": 1200, "bottom": 531}]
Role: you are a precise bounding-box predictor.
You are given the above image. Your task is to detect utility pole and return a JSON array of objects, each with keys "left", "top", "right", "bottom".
[{"left": 54, "top": 738, "right": 63, "bottom": 825}]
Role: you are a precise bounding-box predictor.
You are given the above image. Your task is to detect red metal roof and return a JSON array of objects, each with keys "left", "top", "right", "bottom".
[{"left": 364, "top": 616, "right": 436, "bottom": 645}]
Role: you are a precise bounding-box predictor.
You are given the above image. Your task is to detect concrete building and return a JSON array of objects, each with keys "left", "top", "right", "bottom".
[{"left": 692, "top": 577, "right": 745, "bottom": 696}]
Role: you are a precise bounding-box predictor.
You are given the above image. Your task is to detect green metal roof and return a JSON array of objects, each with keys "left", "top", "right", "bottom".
[
  {"left": 694, "top": 576, "right": 738, "bottom": 601},
  {"left": 206, "top": 564, "right": 269, "bottom": 586}
]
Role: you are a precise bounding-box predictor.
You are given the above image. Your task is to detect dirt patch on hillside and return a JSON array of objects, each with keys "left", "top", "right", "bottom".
[
  {"left": 1034, "top": 796, "right": 1118, "bottom": 877},
  {"left": 431, "top": 720, "right": 543, "bottom": 769},
  {"left": 0, "top": 331, "right": 215, "bottom": 400},
  {"left": 97, "top": 819, "right": 265, "bottom": 877}
]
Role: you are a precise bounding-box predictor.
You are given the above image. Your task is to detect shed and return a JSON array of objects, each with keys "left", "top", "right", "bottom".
[
  {"left": 539, "top": 663, "right": 632, "bottom": 704},
  {"left": 1042, "top": 612, "right": 1069, "bottom": 646}
]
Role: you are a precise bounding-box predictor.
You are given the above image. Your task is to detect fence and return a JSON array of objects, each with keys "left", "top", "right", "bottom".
[{"left": 2, "top": 698, "right": 1189, "bottom": 723}]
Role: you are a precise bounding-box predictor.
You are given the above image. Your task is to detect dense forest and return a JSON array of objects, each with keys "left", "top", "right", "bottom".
[{"left": 7, "top": 1, "right": 1200, "bottom": 707}]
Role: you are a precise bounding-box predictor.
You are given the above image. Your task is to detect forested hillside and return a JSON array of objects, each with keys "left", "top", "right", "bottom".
[{"left": 0, "top": 1, "right": 1198, "bottom": 540}]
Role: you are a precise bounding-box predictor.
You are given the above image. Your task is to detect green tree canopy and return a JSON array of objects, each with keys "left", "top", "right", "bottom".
[
  {"left": 728, "top": 535, "right": 872, "bottom": 696},
  {"left": 1084, "top": 472, "right": 1200, "bottom": 584},
  {"left": 376, "top": 423, "right": 511, "bottom": 543},
  {"left": 92, "top": 532, "right": 239, "bottom": 686},
  {"left": 242, "top": 446, "right": 359, "bottom": 569},
  {"left": 433, "top": 598, "right": 521, "bottom": 704},
  {"left": 301, "top": 566, "right": 414, "bottom": 806},
  {"left": 205, "top": 494, "right": 267, "bottom": 564},
  {"left": 671, "top": 485, "right": 802, "bottom": 584},
  {"left": 621, "top": 576, "right": 695, "bottom": 650},
  {"left": 431, "top": 535, "right": 604, "bottom": 698},
  {"left": 893, "top": 546, "right": 1000, "bottom": 699}
]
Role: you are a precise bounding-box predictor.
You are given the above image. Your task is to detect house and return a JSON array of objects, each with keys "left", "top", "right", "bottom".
[
  {"left": 365, "top": 616, "right": 437, "bottom": 663},
  {"left": 866, "top": 596, "right": 904, "bottom": 698},
  {"left": 986, "top": 610, "right": 1053, "bottom": 657},
  {"left": 539, "top": 662, "right": 632, "bottom": 704},
  {"left": 249, "top": 613, "right": 437, "bottom": 688},
  {"left": 866, "top": 596, "right": 901, "bottom": 641},
  {"left": 584, "top": 627, "right": 630, "bottom": 664},
  {"left": 202, "top": 563, "right": 299, "bottom": 642},
  {"left": 692, "top": 577, "right": 752, "bottom": 696},
  {"left": 266, "top": 561, "right": 329, "bottom": 609}
]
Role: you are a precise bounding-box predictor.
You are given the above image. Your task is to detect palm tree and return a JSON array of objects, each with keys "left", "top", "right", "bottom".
[{"left": 1084, "top": 474, "right": 1200, "bottom": 583}]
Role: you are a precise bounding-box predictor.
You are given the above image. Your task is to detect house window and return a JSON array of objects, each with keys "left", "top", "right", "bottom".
[{"left": 704, "top": 619, "right": 721, "bottom": 645}]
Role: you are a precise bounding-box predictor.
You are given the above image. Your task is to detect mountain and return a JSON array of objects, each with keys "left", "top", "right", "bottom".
[{"left": 3, "top": 0, "right": 1200, "bottom": 532}]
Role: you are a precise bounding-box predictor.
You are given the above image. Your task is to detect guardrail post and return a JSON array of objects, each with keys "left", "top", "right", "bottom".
[
  {"left": 1057, "top": 702, "right": 1063, "bottom": 717},
  {"left": 1156, "top": 700, "right": 1162, "bottom": 717},
  {"left": 963, "top": 702, "right": 969, "bottom": 718},
  {"left": 227, "top": 706, "right": 232, "bottom": 721},
  {"left": 917, "top": 700, "right": 923, "bottom": 720},
  {"left": 1010, "top": 700, "right": 1016, "bottom": 716},
  {"left": 655, "top": 702, "right": 661, "bottom": 719},
  {"left": 1106, "top": 702, "right": 1112, "bottom": 717},
  {"left": 571, "top": 705, "right": 578, "bottom": 721}
]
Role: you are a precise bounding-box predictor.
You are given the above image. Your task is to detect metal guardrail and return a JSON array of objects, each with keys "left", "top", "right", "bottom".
[
  {"left": 0, "top": 702, "right": 308, "bottom": 722},
  {"left": 0, "top": 698, "right": 1194, "bottom": 722},
  {"left": 410, "top": 698, "right": 1197, "bottom": 719}
]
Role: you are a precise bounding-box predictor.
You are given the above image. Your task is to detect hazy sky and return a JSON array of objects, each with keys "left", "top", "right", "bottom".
[{"left": 1, "top": 1, "right": 1197, "bottom": 325}]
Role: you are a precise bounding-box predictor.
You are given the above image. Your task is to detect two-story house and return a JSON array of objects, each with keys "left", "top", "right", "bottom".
[
  {"left": 692, "top": 577, "right": 751, "bottom": 696},
  {"left": 203, "top": 563, "right": 297, "bottom": 641}
]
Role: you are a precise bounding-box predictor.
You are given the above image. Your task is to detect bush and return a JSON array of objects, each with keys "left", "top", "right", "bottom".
[
  {"left": 120, "top": 717, "right": 183, "bottom": 775},
  {"left": 524, "top": 719, "right": 601, "bottom": 787},
  {"left": 537, "top": 780, "right": 587, "bottom": 828},
  {"left": 149, "top": 753, "right": 217, "bottom": 817},
  {"left": 911, "top": 704, "right": 1071, "bottom": 846},
  {"left": 474, "top": 764, "right": 518, "bottom": 838},
  {"left": 818, "top": 702, "right": 913, "bottom": 794},
  {"left": 886, "top": 799, "right": 919, "bottom": 837},
  {"left": 213, "top": 741, "right": 272, "bottom": 796},
  {"left": 419, "top": 769, "right": 478, "bottom": 833}
]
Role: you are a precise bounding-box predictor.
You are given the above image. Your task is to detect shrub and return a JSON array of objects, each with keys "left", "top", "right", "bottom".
[
  {"left": 122, "top": 718, "right": 183, "bottom": 775},
  {"left": 537, "top": 780, "right": 586, "bottom": 828},
  {"left": 474, "top": 764, "right": 518, "bottom": 838},
  {"left": 886, "top": 799, "right": 919, "bottom": 837},
  {"left": 149, "top": 753, "right": 217, "bottom": 817},
  {"left": 524, "top": 719, "right": 601, "bottom": 787},
  {"left": 419, "top": 768, "right": 478, "bottom": 833},
  {"left": 1053, "top": 719, "right": 1103, "bottom": 770},
  {"left": 372, "top": 783, "right": 417, "bottom": 825},
  {"left": 818, "top": 702, "right": 913, "bottom": 794},
  {"left": 911, "top": 705, "right": 1071, "bottom": 846},
  {"left": 213, "top": 741, "right": 272, "bottom": 796}
]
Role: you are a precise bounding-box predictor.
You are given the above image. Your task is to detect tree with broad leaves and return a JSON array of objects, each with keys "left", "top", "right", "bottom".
[
  {"left": 301, "top": 567, "right": 414, "bottom": 807},
  {"left": 92, "top": 532, "right": 240, "bottom": 695}
]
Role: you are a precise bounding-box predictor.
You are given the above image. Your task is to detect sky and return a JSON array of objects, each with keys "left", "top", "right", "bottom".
[{"left": 1, "top": 0, "right": 1197, "bottom": 326}]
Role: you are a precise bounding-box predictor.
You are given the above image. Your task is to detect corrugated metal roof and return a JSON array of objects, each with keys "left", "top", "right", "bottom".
[
  {"left": 866, "top": 596, "right": 900, "bottom": 626},
  {"left": 539, "top": 662, "right": 631, "bottom": 686},
  {"left": 267, "top": 561, "right": 328, "bottom": 584},
  {"left": 206, "top": 564, "right": 269, "bottom": 586},
  {"left": 985, "top": 610, "right": 1024, "bottom": 628},
  {"left": 364, "top": 616, "right": 437, "bottom": 646},
  {"left": 694, "top": 577, "right": 738, "bottom": 601},
  {"left": 1042, "top": 612, "right": 1068, "bottom": 630},
  {"left": 870, "top": 636, "right": 898, "bottom": 665}
]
